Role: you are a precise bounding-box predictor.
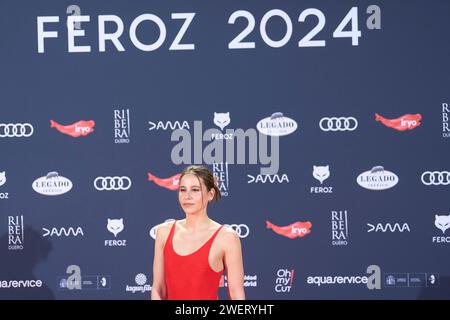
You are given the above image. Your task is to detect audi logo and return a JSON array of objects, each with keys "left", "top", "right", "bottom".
[
  {"left": 0, "top": 123, "right": 34, "bottom": 137},
  {"left": 319, "top": 117, "right": 358, "bottom": 131},
  {"left": 224, "top": 224, "right": 250, "bottom": 238},
  {"left": 421, "top": 171, "right": 450, "bottom": 185},
  {"left": 94, "top": 176, "right": 132, "bottom": 190}
]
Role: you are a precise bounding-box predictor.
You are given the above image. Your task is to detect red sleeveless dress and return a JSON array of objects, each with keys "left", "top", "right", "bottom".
[{"left": 163, "top": 221, "right": 224, "bottom": 300}]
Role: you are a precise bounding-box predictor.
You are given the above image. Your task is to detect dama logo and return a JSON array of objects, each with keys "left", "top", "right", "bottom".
[
  {"left": 147, "top": 172, "right": 181, "bottom": 191},
  {"left": 266, "top": 220, "right": 311, "bottom": 239},
  {"left": 247, "top": 173, "right": 289, "bottom": 184},
  {"left": 50, "top": 119, "right": 95, "bottom": 137},
  {"left": 375, "top": 113, "right": 421, "bottom": 131}
]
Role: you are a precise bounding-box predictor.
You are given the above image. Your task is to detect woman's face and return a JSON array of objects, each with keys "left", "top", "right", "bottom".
[{"left": 178, "top": 174, "right": 214, "bottom": 215}]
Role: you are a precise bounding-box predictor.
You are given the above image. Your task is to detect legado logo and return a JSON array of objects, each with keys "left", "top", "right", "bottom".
[
  {"left": 357, "top": 166, "right": 398, "bottom": 190},
  {"left": 266, "top": 220, "right": 311, "bottom": 239},
  {"left": 32, "top": 171, "right": 72, "bottom": 196},
  {"left": 50, "top": 119, "right": 95, "bottom": 137}
]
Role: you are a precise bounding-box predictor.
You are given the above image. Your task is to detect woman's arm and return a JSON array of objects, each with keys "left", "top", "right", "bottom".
[
  {"left": 222, "top": 228, "right": 245, "bottom": 300},
  {"left": 151, "top": 223, "right": 170, "bottom": 300}
]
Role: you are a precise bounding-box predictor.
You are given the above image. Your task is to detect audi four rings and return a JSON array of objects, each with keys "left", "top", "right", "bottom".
[
  {"left": 94, "top": 176, "right": 132, "bottom": 190},
  {"left": 319, "top": 117, "right": 358, "bottom": 131},
  {"left": 421, "top": 171, "right": 450, "bottom": 185},
  {"left": 0, "top": 123, "right": 34, "bottom": 137}
]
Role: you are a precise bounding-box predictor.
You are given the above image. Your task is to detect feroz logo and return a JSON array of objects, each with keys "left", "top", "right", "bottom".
[
  {"left": 375, "top": 113, "right": 421, "bottom": 131},
  {"left": 319, "top": 117, "right": 358, "bottom": 131},
  {"left": 94, "top": 176, "right": 132, "bottom": 191},
  {"left": 257, "top": 112, "right": 297, "bottom": 136},
  {"left": 357, "top": 166, "right": 398, "bottom": 190},
  {"left": 0, "top": 123, "right": 34, "bottom": 138},
  {"left": 266, "top": 220, "right": 312, "bottom": 239},
  {"left": 421, "top": 171, "right": 450, "bottom": 185},
  {"left": 33, "top": 171, "right": 72, "bottom": 196},
  {"left": 50, "top": 119, "right": 95, "bottom": 137}
]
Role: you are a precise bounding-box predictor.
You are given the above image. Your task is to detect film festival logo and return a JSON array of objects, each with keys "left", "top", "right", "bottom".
[
  {"left": 59, "top": 265, "right": 111, "bottom": 290},
  {"left": 0, "top": 171, "right": 9, "bottom": 200},
  {"left": 8, "top": 215, "right": 24, "bottom": 250},
  {"left": 170, "top": 112, "right": 298, "bottom": 175}
]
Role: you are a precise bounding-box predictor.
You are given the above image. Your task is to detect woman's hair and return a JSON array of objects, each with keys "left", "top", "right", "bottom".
[{"left": 179, "top": 165, "right": 221, "bottom": 202}]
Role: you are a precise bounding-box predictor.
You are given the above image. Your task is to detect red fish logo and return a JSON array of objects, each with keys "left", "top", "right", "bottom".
[
  {"left": 147, "top": 172, "right": 181, "bottom": 191},
  {"left": 50, "top": 120, "right": 95, "bottom": 137},
  {"left": 375, "top": 113, "right": 421, "bottom": 131},
  {"left": 266, "top": 220, "right": 312, "bottom": 239}
]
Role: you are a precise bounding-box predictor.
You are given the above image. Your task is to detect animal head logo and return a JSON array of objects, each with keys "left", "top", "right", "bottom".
[
  {"left": 214, "top": 112, "right": 230, "bottom": 131},
  {"left": 107, "top": 218, "right": 124, "bottom": 237},
  {"left": 313, "top": 165, "right": 330, "bottom": 184}
]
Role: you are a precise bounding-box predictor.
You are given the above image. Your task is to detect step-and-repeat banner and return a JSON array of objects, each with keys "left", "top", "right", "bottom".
[{"left": 1, "top": 0, "right": 449, "bottom": 299}]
